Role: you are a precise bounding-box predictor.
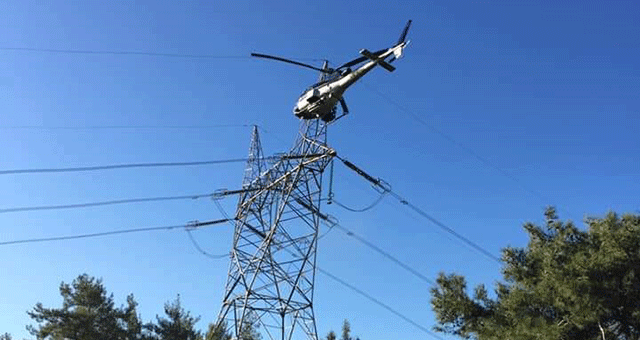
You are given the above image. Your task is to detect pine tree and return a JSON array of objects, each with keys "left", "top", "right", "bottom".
[
  {"left": 27, "top": 274, "right": 149, "bottom": 340},
  {"left": 238, "top": 317, "right": 262, "bottom": 340},
  {"left": 205, "top": 322, "right": 231, "bottom": 340},
  {"left": 431, "top": 208, "right": 640, "bottom": 339},
  {"left": 341, "top": 320, "right": 351, "bottom": 340},
  {"left": 148, "top": 295, "right": 202, "bottom": 340}
]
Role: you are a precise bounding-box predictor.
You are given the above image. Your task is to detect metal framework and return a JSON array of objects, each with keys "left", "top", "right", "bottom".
[{"left": 216, "top": 119, "right": 335, "bottom": 340}]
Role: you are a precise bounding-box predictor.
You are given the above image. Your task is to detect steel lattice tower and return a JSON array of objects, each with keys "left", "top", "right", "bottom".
[{"left": 216, "top": 119, "right": 335, "bottom": 340}]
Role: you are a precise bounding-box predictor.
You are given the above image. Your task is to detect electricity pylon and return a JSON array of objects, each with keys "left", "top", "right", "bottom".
[{"left": 216, "top": 120, "right": 335, "bottom": 340}]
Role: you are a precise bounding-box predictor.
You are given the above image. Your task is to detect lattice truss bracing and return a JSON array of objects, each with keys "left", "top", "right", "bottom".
[{"left": 217, "top": 121, "right": 335, "bottom": 340}]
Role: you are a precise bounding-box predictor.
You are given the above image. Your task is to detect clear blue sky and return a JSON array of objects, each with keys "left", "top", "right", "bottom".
[{"left": 1, "top": 1, "right": 638, "bottom": 339}]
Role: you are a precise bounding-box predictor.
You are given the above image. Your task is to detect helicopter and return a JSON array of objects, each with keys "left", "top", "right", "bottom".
[{"left": 251, "top": 20, "right": 412, "bottom": 122}]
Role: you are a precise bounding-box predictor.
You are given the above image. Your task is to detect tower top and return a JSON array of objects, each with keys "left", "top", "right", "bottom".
[{"left": 242, "top": 125, "right": 265, "bottom": 188}]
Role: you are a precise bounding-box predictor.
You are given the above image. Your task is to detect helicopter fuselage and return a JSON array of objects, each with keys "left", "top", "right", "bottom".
[{"left": 293, "top": 42, "right": 407, "bottom": 121}]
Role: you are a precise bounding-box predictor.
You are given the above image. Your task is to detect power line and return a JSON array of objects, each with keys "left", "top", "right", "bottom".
[
  {"left": 331, "top": 223, "right": 435, "bottom": 286},
  {"left": 362, "top": 83, "right": 546, "bottom": 199},
  {"left": 0, "top": 47, "right": 323, "bottom": 64},
  {"left": 0, "top": 192, "right": 216, "bottom": 214},
  {"left": 0, "top": 156, "right": 280, "bottom": 175},
  {"left": 387, "top": 190, "right": 502, "bottom": 263},
  {"left": 337, "top": 155, "right": 502, "bottom": 264},
  {"left": 213, "top": 198, "right": 236, "bottom": 225},
  {"left": 0, "top": 152, "right": 319, "bottom": 176},
  {"left": 0, "top": 47, "right": 251, "bottom": 59},
  {"left": 186, "top": 228, "right": 228, "bottom": 259},
  {"left": 362, "top": 82, "right": 575, "bottom": 219},
  {"left": 0, "top": 219, "right": 229, "bottom": 246},
  {"left": 0, "top": 215, "right": 443, "bottom": 339},
  {"left": 8, "top": 187, "right": 437, "bottom": 284},
  {"left": 0, "top": 124, "right": 252, "bottom": 130},
  {"left": 0, "top": 158, "right": 248, "bottom": 175},
  {"left": 0, "top": 225, "right": 181, "bottom": 246},
  {"left": 317, "top": 267, "right": 445, "bottom": 340},
  {"left": 332, "top": 192, "right": 387, "bottom": 213}
]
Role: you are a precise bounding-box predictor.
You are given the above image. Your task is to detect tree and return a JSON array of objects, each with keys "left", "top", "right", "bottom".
[
  {"left": 324, "top": 320, "right": 359, "bottom": 340},
  {"left": 205, "top": 322, "right": 231, "bottom": 340},
  {"left": 203, "top": 320, "right": 260, "bottom": 340},
  {"left": 0, "top": 333, "right": 12, "bottom": 340},
  {"left": 341, "top": 320, "right": 351, "bottom": 340},
  {"left": 27, "top": 274, "right": 149, "bottom": 340},
  {"left": 148, "top": 296, "right": 202, "bottom": 340},
  {"left": 431, "top": 208, "right": 640, "bottom": 340},
  {"left": 238, "top": 317, "right": 262, "bottom": 340}
]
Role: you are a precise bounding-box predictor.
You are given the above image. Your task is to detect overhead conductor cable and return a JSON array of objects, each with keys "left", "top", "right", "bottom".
[{"left": 336, "top": 155, "right": 501, "bottom": 264}]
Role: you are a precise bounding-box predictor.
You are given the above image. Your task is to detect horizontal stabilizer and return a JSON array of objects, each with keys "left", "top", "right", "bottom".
[{"left": 359, "top": 49, "right": 396, "bottom": 72}]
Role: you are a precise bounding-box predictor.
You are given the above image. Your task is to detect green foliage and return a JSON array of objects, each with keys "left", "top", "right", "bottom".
[
  {"left": 204, "top": 322, "right": 231, "bottom": 340},
  {"left": 324, "top": 320, "right": 359, "bottom": 340},
  {"left": 26, "top": 274, "right": 222, "bottom": 340},
  {"left": 431, "top": 208, "right": 640, "bottom": 339},
  {"left": 341, "top": 319, "right": 351, "bottom": 340},
  {"left": 202, "top": 319, "right": 259, "bottom": 340},
  {"left": 148, "top": 296, "right": 202, "bottom": 340},
  {"left": 27, "top": 274, "right": 150, "bottom": 340},
  {"left": 238, "top": 317, "right": 262, "bottom": 340}
]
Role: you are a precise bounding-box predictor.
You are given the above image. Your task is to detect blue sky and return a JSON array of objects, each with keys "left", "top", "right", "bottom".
[{"left": 1, "top": 1, "right": 639, "bottom": 339}]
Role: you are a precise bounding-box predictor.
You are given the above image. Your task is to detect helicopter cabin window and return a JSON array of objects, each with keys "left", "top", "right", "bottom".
[{"left": 304, "top": 88, "right": 321, "bottom": 103}]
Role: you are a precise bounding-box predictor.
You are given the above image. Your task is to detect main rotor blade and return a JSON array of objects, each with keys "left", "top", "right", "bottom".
[
  {"left": 337, "top": 48, "right": 387, "bottom": 70},
  {"left": 251, "top": 53, "right": 332, "bottom": 73},
  {"left": 337, "top": 56, "right": 367, "bottom": 70}
]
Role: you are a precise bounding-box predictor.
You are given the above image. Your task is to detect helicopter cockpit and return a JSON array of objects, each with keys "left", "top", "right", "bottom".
[{"left": 300, "top": 87, "right": 320, "bottom": 103}]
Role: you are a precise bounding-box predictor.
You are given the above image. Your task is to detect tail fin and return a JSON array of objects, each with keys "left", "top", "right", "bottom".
[
  {"left": 397, "top": 20, "right": 412, "bottom": 45},
  {"left": 389, "top": 20, "right": 412, "bottom": 63}
]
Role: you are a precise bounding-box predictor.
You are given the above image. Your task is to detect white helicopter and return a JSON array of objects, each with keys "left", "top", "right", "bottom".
[{"left": 252, "top": 20, "right": 412, "bottom": 122}]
